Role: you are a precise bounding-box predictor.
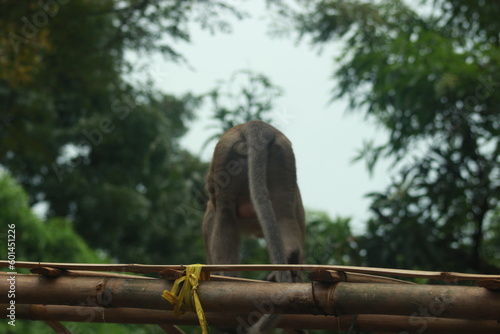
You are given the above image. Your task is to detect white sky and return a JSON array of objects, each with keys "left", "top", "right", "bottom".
[{"left": 134, "top": 2, "right": 392, "bottom": 233}]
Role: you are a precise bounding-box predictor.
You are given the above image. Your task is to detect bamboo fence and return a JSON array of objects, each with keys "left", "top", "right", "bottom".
[{"left": 1, "top": 261, "right": 499, "bottom": 333}]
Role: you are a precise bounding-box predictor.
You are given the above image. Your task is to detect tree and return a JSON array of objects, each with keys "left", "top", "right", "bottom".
[
  {"left": 305, "top": 211, "right": 361, "bottom": 266},
  {"left": 0, "top": 172, "right": 106, "bottom": 263},
  {"left": 283, "top": 0, "right": 500, "bottom": 272},
  {"left": 0, "top": 172, "right": 141, "bottom": 333},
  {"left": 0, "top": 0, "right": 243, "bottom": 264},
  {"left": 202, "top": 69, "right": 284, "bottom": 150}
]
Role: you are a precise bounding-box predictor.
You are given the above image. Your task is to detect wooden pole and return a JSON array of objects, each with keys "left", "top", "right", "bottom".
[
  {"left": 44, "top": 321, "right": 73, "bottom": 334},
  {"left": 1, "top": 274, "right": 499, "bottom": 320},
  {"left": 2, "top": 260, "right": 500, "bottom": 281},
  {"left": 330, "top": 282, "right": 500, "bottom": 320},
  {"left": 3, "top": 304, "right": 500, "bottom": 333}
]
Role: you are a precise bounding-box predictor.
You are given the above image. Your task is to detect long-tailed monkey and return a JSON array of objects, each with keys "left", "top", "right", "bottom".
[{"left": 202, "top": 120, "right": 306, "bottom": 333}]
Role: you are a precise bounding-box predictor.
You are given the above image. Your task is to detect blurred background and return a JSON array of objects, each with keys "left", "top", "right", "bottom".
[{"left": 1, "top": 0, "right": 499, "bottom": 333}]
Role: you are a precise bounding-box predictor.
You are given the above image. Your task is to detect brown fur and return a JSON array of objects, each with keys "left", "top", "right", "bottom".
[{"left": 202, "top": 120, "right": 306, "bottom": 333}]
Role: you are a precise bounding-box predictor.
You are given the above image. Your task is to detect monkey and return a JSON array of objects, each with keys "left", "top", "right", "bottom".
[{"left": 202, "top": 120, "right": 306, "bottom": 333}]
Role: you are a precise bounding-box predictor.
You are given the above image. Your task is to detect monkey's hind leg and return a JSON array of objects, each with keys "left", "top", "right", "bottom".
[{"left": 207, "top": 207, "right": 241, "bottom": 277}]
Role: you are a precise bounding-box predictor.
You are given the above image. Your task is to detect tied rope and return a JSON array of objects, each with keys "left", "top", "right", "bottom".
[{"left": 162, "top": 264, "right": 209, "bottom": 334}]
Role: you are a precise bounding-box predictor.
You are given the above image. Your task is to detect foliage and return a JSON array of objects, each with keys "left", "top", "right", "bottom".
[
  {"left": 0, "top": 173, "right": 146, "bottom": 333},
  {"left": 202, "top": 69, "right": 284, "bottom": 150},
  {"left": 305, "top": 211, "right": 362, "bottom": 266},
  {"left": 1, "top": 319, "right": 164, "bottom": 334},
  {"left": 0, "top": 0, "right": 242, "bottom": 265},
  {"left": 284, "top": 0, "right": 500, "bottom": 272},
  {"left": 0, "top": 172, "right": 106, "bottom": 263}
]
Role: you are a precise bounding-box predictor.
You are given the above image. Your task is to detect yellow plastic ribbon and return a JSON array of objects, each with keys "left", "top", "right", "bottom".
[{"left": 162, "top": 264, "right": 209, "bottom": 334}]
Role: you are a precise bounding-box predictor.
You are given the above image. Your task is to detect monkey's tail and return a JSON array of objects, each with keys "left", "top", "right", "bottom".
[
  {"left": 244, "top": 121, "right": 298, "bottom": 334},
  {"left": 244, "top": 121, "right": 288, "bottom": 270}
]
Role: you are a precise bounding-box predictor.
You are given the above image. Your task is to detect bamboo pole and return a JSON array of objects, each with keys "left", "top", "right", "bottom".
[
  {"left": 44, "top": 321, "right": 73, "bottom": 334},
  {"left": 331, "top": 282, "right": 500, "bottom": 320},
  {"left": 157, "top": 324, "right": 185, "bottom": 334},
  {"left": 1, "top": 273, "right": 499, "bottom": 320},
  {"left": 2, "top": 304, "right": 499, "bottom": 333},
  {"left": 308, "top": 269, "right": 416, "bottom": 284},
  {"left": 2, "top": 260, "right": 500, "bottom": 281}
]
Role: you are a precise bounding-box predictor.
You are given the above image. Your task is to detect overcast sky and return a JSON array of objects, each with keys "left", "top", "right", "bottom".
[{"left": 131, "top": 2, "right": 392, "bottom": 233}]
